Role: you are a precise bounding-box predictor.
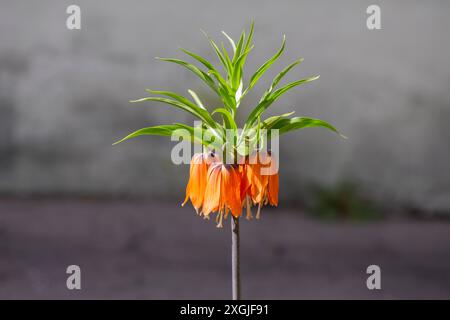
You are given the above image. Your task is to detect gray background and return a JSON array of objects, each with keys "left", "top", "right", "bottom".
[{"left": 1, "top": 0, "right": 450, "bottom": 213}]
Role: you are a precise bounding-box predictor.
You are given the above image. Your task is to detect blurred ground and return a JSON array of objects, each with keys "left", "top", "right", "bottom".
[{"left": 0, "top": 197, "right": 449, "bottom": 299}]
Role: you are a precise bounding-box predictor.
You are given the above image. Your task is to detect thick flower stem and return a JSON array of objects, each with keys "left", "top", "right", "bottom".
[{"left": 231, "top": 216, "right": 241, "bottom": 300}]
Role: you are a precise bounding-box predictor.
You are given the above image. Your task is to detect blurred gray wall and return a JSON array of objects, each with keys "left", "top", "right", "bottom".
[{"left": 1, "top": 0, "right": 449, "bottom": 212}]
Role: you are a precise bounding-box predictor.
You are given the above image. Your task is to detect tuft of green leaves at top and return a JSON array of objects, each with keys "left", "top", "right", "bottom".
[{"left": 113, "top": 21, "right": 345, "bottom": 154}]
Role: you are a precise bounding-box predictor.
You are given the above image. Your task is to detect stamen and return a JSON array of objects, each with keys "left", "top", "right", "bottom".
[
  {"left": 256, "top": 202, "right": 262, "bottom": 219},
  {"left": 215, "top": 211, "right": 220, "bottom": 223},
  {"left": 246, "top": 196, "right": 253, "bottom": 220},
  {"left": 216, "top": 211, "right": 224, "bottom": 228}
]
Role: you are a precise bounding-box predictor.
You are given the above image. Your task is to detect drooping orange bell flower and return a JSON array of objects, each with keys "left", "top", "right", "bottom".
[
  {"left": 202, "top": 163, "right": 242, "bottom": 227},
  {"left": 241, "top": 152, "right": 279, "bottom": 219},
  {"left": 258, "top": 152, "right": 279, "bottom": 206},
  {"left": 246, "top": 154, "right": 269, "bottom": 204},
  {"left": 182, "top": 152, "right": 218, "bottom": 213},
  {"left": 267, "top": 167, "right": 279, "bottom": 207}
]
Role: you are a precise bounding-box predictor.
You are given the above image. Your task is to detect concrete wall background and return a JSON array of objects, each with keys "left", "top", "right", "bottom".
[{"left": 0, "top": 0, "right": 449, "bottom": 212}]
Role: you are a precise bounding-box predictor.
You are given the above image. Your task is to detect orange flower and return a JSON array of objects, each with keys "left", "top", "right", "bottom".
[
  {"left": 182, "top": 152, "right": 218, "bottom": 213},
  {"left": 267, "top": 167, "right": 279, "bottom": 207},
  {"left": 202, "top": 163, "right": 242, "bottom": 227},
  {"left": 183, "top": 151, "right": 278, "bottom": 226},
  {"left": 241, "top": 152, "right": 279, "bottom": 219},
  {"left": 246, "top": 154, "right": 269, "bottom": 204}
]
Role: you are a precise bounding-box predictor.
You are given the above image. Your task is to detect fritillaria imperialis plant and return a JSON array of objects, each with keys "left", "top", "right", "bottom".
[{"left": 114, "top": 22, "right": 343, "bottom": 299}]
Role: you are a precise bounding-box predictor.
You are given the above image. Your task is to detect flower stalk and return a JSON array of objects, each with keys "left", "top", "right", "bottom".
[{"left": 231, "top": 216, "right": 241, "bottom": 300}]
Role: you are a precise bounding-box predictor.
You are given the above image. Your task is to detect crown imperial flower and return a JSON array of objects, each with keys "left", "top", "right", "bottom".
[
  {"left": 114, "top": 21, "right": 344, "bottom": 300},
  {"left": 114, "top": 21, "right": 344, "bottom": 227}
]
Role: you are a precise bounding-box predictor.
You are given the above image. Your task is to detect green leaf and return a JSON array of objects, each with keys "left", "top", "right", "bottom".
[
  {"left": 243, "top": 99, "right": 273, "bottom": 129},
  {"left": 232, "top": 31, "right": 246, "bottom": 63},
  {"left": 130, "top": 95, "right": 217, "bottom": 130},
  {"left": 207, "top": 69, "right": 231, "bottom": 92},
  {"left": 244, "top": 20, "right": 255, "bottom": 53},
  {"left": 235, "top": 80, "right": 243, "bottom": 107},
  {"left": 175, "top": 123, "right": 223, "bottom": 148},
  {"left": 155, "top": 57, "right": 218, "bottom": 94},
  {"left": 212, "top": 108, "right": 237, "bottom": 131},
  {"left": 179, "top": 48, "right": 215, "bottom": 72},
  {"left": 201, "top": 30, "right": 231, "bottom": 74},
  {"left": 113, "top": 123, "right": 225, "bottom": 150},
  {"left": 243, "top": 35, "right": 286, "bottom": 98},
  {"left": 179, "top": 48, "right": 231, "bottom": 92},
  {"left": 221, "top": 42, "right": 233, "bottom": 76},
  {"left": 269, "top": 117, "right": 346, "bottom": 138},
  {"left": 113, "top": 124, "right": 193, "bottom": 145},
  {"left": 145, "top": 89, "right": 198, "bottom": 110},
  {"left": 236, "top": 126, "right": 259, "bottom": 156},
  {"left": 221, "top": 31, "right": 236, "bottom": 54},
  {"left": 268, "top": 59, "right": 303, "bottom": 93},
  {"left": 244, "top": 75, "right": 319, "bottom": 127},
  {"left": 145, "top": 89, "right": 213, "bottom": 122},
  {"left": 207, "top": 69, "right": 235, "bottom": 110},
  {"left": 260, "top": 111, "right": 296, "bottom": 129},
  {"left": 232, "top": 45, "right": 254, "bottom": 90},
  {"left": 187, "top": 89, "right": 206, "bottom": 109},
  {"left": 270, "top": 75, "right": 319, "bottom": 102}
]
